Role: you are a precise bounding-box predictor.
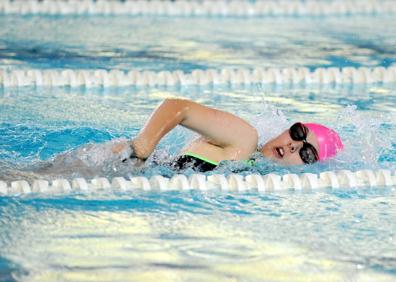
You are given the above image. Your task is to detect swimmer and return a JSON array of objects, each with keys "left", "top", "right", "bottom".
[{"left": 110, "top": 98, "right": 344, "bottom": 172}]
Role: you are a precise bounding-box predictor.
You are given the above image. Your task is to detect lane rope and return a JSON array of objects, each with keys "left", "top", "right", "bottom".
[
  {"left": 1, "top": 67, "right": 395, "bottom": 88},
  {"left": 0, "top": 169, "right": 395, "bottom": 196},
  {"left": 1, "top": 0, "right": 395, "bottom": 16}
]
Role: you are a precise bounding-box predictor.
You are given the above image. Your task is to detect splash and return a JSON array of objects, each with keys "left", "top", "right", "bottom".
[
  {"left": 249, "top": 103, "right": 290, "bottom": 147},
  {"left": 335, "top": 105, "right": 393, "bottom": 168},
  {"left": 11, "top": 138, "right": 145, "bottom": 180},
  {"left": 1, "top": 102, "right": 394, "bottom": 181}
]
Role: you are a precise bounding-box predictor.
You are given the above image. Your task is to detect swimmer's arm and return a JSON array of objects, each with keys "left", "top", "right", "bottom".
[{"left": 132, "top": 98, "right": 258, "bottom": 159}]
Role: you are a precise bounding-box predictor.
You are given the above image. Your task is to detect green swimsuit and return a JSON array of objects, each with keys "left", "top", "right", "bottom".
[{"left": 174, "top": 152, "right": 254, "bottom": 172}]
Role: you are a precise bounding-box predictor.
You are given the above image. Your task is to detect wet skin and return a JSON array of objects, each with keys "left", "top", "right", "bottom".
[
  {"left": 260, "top": 128, "right": 320, "bottom": 165},
  {"left": 112, "top": 99, "right": 322, "bottom": 166}
]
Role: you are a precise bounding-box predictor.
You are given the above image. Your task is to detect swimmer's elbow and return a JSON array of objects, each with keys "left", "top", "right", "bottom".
[
  {"left": 231, "top": 128, "right": 258, "bottom": 158},
  {"left": 163, "top": 98, "right": 191, "bottom": 121},
  {"left": 163, "top": 98, "right": 188, "bottom": 108}
]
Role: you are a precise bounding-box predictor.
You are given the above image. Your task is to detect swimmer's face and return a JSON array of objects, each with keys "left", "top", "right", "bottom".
[{"left": 260, "top": 127, "right": 320, "bottom": 165}]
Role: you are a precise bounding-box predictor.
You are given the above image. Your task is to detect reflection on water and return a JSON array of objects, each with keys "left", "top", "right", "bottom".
[
  {"left": 0, "top": 192, "right": 395, "bottom": 281},
  {"left": 0, "top": 16, "right": 395, "bottom": 70}
]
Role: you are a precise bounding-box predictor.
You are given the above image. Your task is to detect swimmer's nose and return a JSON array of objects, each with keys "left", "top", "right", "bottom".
[{"left": 288, "top": 141, "right": 303, "bottom": 154}]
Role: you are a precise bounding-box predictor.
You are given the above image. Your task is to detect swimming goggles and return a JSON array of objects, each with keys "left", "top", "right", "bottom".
[{"left": 289, "top": 122, "right": 319, "bottom": 164}]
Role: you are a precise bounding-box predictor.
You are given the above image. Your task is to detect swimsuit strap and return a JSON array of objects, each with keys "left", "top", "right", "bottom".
[
  {"left": 184, "top": 152, "right": 255, "bottom": 166},
  {"left": 183, "top": 152, "right": 219, "bottom": 166},
  {"left": 244, "top": 159, "right": 255, "bottom": 166}
]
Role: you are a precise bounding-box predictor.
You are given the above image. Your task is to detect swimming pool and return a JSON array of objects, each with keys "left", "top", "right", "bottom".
[{"left": 1, "top": 0, "right": 396, "bottom": 281}]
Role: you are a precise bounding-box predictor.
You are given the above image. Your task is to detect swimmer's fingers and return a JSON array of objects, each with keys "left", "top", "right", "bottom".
[
  {"left": 121, "top": 141, "right": 141, "bottom": 162},
  {"left": 110, "top": 140, "right": 145, "bottom": 163},
  {"left": 111, "top": 142, "right": 127, "bottom": 154}
]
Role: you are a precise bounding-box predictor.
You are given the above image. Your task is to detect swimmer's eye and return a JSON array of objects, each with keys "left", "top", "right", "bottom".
[{"left": 299, "top": 143, "right": 319, "bottom": 164}]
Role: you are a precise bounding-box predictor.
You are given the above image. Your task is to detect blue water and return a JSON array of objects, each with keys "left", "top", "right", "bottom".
[
  {"left": 0, "top": 13, "right": 396, "bottom": 281},
  {"left": 1, "top": 15, "right": 396, "bottom": 70}
]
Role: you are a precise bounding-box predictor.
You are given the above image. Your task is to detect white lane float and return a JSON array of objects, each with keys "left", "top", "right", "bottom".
[
  {"left": 0, "top": 169, "right": 395, "bottom": 196},
  {"left": 0, "top": 0, "right": 395, "bottom": 16},
  {"left": 1, "top": 67, "right": 395, "bottom": 88}
]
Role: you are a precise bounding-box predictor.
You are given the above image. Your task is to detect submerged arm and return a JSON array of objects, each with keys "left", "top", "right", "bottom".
[{"left": 130, "top": 98, "right": 258, "bottom": 160}]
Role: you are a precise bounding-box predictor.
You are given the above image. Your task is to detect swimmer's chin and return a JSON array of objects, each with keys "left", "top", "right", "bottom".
[
  {"left": 258, "top": 145, "right": 275, "bottom": 160},
  {"left": 258, "top": 146, "right": 296, "bottom": 166}
]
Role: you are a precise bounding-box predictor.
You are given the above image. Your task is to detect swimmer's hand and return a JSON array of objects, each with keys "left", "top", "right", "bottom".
[
  {"left": 111, "top": 142, "right": 128, "bottom": 155},
  {"left": 111, "top": 140, "right": 144, "bottom": 164}
]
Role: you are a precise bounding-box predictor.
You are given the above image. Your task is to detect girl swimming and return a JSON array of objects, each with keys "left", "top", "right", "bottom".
[
  {"left": 21, "top": 97, "right": 343, "bottom": 181},
  {"left": 111, "top": 98, "right": 344, "bottom": 172}
]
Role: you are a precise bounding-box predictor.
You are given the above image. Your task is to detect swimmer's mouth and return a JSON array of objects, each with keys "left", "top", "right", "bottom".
[{"left": 274, "top": 147, "right": 284, "bottom": 158}]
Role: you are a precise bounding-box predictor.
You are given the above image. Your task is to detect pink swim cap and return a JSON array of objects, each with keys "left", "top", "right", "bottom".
[{"left": 304, "top": 123, "right": 344, "bottom": 161}]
